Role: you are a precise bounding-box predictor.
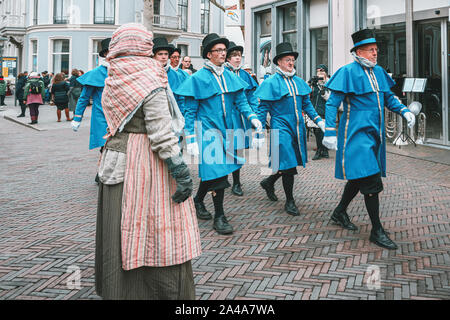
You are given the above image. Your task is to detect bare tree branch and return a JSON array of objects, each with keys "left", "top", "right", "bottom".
[
  {"left": 210, "top": 0, "right": 226, "bottom": 12},
  {"left": 143, "top": 0, "right": 154, "bottom": 32}
]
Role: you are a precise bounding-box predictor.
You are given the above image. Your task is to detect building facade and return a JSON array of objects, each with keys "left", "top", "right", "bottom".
[
  {"left": 0, "top": 0, "right": 225, "bottom": 76},
  {"left": 245, "top": 0, "right": 449, "bottom": 148}
]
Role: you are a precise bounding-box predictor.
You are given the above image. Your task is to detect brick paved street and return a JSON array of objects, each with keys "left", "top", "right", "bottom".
[{"left": 1, "top": 98, "right": 449, "bottom": 300}]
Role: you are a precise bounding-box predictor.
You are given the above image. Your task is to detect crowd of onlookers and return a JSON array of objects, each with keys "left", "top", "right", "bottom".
[{"left": 4, "top": 69, "right": 85, "bottom": 124}]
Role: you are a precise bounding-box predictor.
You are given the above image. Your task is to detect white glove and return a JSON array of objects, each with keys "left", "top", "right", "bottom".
[
  {"left": 318, "top": 120, "right": 326, "bottom": 133},
  {"left": 403, "top": 112, "right": 416, "bottom": 128},
  {"left": 71, "top": 120, "right": 81, "bottom": 132},
  {"left": 251, "top": 118, "right": 263, "bottom": 133},
  {"left": 186, "top": 143, "right": 199, "bottom": 156},
  {"left": 252, "top": 137, "right": 265, "bottom": 149},
  {"left": 322, "top": 136, "right": 338, "bottom": 151}
]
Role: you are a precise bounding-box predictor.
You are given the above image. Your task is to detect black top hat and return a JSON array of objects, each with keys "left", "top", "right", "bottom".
[
  {"left": 99, "top": 38, "right": 111, "bottom": 58},
  {"left": 169, "top": 45, "right": 181, "bottom": 56},
  {"left": 153, "top": 37, "right": 174, "bottom": 55},
  {"left": 226, "top": 41, "right": 243, "bottom": 59},
  {"left": 273, "top": 42, "right": 298, "bottom": 65},
  {"left": 202, "top": 33, "right": 229, "bottom": 59},
  {"left": 351, "top": 29, "right": 377, "bottom": 52}
]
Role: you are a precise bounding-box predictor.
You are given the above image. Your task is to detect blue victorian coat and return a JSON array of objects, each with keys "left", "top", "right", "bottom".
[
  {"left": 174, "top": 67, "right": 258, "bottom": 182},
  {"left": 324, "top": 62, "right": 411, "bottom": 180},
  {"left": 226, "top": 67, "right": 259, "bottom": 149},
  {"left": 255, "top": 73, "right": 323, "bottom": 172},
  {"left": 167, "top": 67, "right": 189, "bottom": 115},
  {"left": 73, "top": 65, "right": 108, "bottom": 150}
]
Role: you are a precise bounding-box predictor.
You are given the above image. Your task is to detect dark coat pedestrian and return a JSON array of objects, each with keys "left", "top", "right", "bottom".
[
  {"left": 16, "top": 73, "right": 28, "bottom": 117},
  {"left": 51, "top": 73, "right": 71, "bottom": 122}
]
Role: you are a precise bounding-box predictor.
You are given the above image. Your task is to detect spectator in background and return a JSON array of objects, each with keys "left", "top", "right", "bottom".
[
  {"left": 181, "top": 56, "right": 196, "bottom": 75},
  {"left": 22, "top": 72, "right": 45, "bottom": 124},
  {"left": 42, "top": 71, "right": 51, "bottom": 103},
  {"left": 51, "top": 72, "right": 71, "bottom": 122},
  {"left": 16, "top": 72, "right": 28, "bottom": 117},
  {"left": 68, "top": 69, "right": 83, "bottom": 117},
  {"left": 0, "top": 76, "right": 7, "bottom": 109}
]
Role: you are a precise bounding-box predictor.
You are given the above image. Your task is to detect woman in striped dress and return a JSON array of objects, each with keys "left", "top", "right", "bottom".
[{"left": 96, "top": 23, "right": 202, "bottom": 300}]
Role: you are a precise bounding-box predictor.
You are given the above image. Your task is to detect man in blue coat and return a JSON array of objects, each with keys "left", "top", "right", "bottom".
[
  {"left": 152, "top": 38, "right": 187, "bottom": 115},
  {"left": 255, "top": 42, "right": 326, "bottom": 216},
  {"left": 224, "top": 41, "right": 259, "bottom": 197},
  {"left": 322, "top": 29, "right": 416, "bottom": 250},
  {"left": 175, "top": 33, "right": 262, "bottom": 235},
  {"left": 71, "top": 38, "right": 110, "bottom": 182}
]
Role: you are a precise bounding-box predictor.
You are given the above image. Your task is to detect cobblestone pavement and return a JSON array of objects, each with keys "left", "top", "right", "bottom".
[{"left": 1, "top": 100, "right": 449, "bottom": 300}]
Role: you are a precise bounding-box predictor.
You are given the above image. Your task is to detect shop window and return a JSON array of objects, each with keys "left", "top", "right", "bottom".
[
  {"left": 256, "top": 10, "right": 272, "bottom": 82},
  {"left": 310, "top": 27, "right": 328, "bottom": 76},
  {"left": 282, "top": 5, "right": 297, "bottom": 51}
]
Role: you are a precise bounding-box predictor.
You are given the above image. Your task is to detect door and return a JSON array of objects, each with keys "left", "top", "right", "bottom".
[{"left": 416, "top": 21, "right": 443, "bottom": 144}]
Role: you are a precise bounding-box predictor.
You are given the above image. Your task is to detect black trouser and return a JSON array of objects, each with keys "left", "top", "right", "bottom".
[
  {"left": 313, "top": 127, "right": 326, "bottom": 153},
  {"left": 194, "top": 177, "right": 230, "bottom": 219},
  {"left": 0, "top": 95, "right": 5, "bottom": 105},
  {"left": 336, "top": 173, "right": 384, "bottom": 230},
  {"left": 19, "top": 100, "right": 27, "bottom": 115}
]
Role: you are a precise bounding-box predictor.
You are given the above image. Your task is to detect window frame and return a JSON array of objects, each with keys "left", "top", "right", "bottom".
[
  {"left": 201, "top": 0, "right": 210, "bottom": 34},
  {"left": 49, "top": 37, "right": 72, "bottom": 75},
  {"left": 53, "top": 0, "right": 69, "bottom": 24},
  {"left": 94, "top": 0, "right": 116, "bottom": 25},
  {"left": 178, "top": 0, "right": 188, "bottom": 31}
]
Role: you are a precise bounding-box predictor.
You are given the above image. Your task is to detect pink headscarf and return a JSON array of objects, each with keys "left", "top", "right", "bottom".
[{"left": 101, "top": 23, "right": 168, "bottom": 137}]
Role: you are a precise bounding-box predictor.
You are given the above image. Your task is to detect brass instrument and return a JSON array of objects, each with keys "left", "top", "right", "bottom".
[
  {"left": 416, "top": 112, "right": 426, "bottom": 145},
  {"left": 385, "top": 109, "right": 398, "bottom": 140}
]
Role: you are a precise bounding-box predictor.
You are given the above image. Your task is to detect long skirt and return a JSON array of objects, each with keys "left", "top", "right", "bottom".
[{"left": 95, "top": 182, "right": 195, "bottom": 300}]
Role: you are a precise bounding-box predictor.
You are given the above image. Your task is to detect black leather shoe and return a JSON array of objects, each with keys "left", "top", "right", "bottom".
[
  {"left": 330, "top": 208, "right": 358, "bottom": 231},
  {"left": 370, "top": 228, "right": 398, "bottom": 250},
  {"left": 260, "top": 178, "right": 278, "bottom": 201},
  {"left": 285, "top": 199, "right": 300, "bottom": 216},
  {"left": 194, "top": 201, "right": 212, "bottom": 220},
  {"left": 321, "top": 149, "right": 329, "bottom": 159},
  {"left": 312, "top": 150, "right": 322, "bottom": 161},
  {"left": 28, "top": 120, "right": 37, "bottom": 124},
  {"left": 17, "top": 114, "right": 25, "bottom": 118},
  {"left": 214, "top": 215, "right": 233, "bottom": 235},
  {"left": 231, "top": 183, "right": 244, "bottom": 197}
]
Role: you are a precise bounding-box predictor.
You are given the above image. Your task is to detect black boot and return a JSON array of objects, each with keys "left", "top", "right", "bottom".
[
  {"left": 260, "top": 176, "right": 279, "bottom": 201},
  {"left": 330, "top": 207, "right": 358, "bottom": 231},
  {"left": 284, "top": 199, "right": 300, "bottom": 216},
  {"left": 213, "top": 215, "right": 234, "bottom": 235},
  {"left": 231, "top": 183, "right": 243, "bottom": 197},
  {"left": 321, "top": 148, "right": 329, "bottom": 159},
  {"left": 194, "top": 200, "right": 212, "bottom": 220},
  {"left": 370, "top": 228, "right": 398, "bottom": 250},
  {"left": 312, "top": 149, "right": 322, "bottom": 161},
  {"left": 17, "top": 114, "right": 25, "bottom": 118}
]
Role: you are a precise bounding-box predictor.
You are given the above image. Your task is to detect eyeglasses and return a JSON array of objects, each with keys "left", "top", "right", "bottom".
[
  {"left": 360, "top": 48, "right": 379, "bottom": 53},
  {"left": 281, "top": 58, "right": 296, "bottom": 63},
  {"left": 210, "top": 49, "right": 227, "bottom": 54}
]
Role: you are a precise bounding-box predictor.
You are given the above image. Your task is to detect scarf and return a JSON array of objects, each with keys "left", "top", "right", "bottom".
[
  {"left": 224, "top": 61, "right": 242, "bottom": 72},
  {"left": 352, "top": 52, "right": 377, "bottom": 68},
  {"left": 204, "top": 59, "right": 224, "bottom": 76},
  {"left": 276, "top": 66, "right": 296, "bottom": 78},
  {"left": 101, "top": 23, "right": 168, "bottom": 137}
]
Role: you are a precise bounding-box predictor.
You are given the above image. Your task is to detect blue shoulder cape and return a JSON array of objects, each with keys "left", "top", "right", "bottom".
[
  {"left": 174, "top": 67, "right": 247, "bottom": 100},
  {"left": 325, "top": 61, "right": 395, "bottom": 94},
  {"left": 168, "top": 68, "right": 186, "bottom": 91},
  {"left": 254, "top": 72, "right": 311, "bottom": 101},
  {"left": 238, "top": 69, "right": 258, "bottom": 91},
  {"left": 177, "top": 68, "right": 189, "bottom": 80},
  {"left": 76, "top": 65, "right": 108, "bottom": 88}
]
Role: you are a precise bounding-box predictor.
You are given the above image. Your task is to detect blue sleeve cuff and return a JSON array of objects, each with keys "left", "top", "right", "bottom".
[
  {"left": 314, "top": 116, "right": 323, "bottom": 124},
  {"left": 400, "top": 107, "right": 410, "bottom": 116},
  {"left": 73, "top": 115, "right": 82, "bottom": 122},
  {"left": 324, "top": 128, "right": 337, "bottom": 137}
]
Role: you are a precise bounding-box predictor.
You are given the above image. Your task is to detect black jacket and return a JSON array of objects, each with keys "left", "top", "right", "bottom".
[
  {"left": 51, "top": 81, "right": 70, "bottom": 105},
  {"left": 15, "top": 76, "right": 27, "bottom": 100}
]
